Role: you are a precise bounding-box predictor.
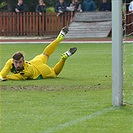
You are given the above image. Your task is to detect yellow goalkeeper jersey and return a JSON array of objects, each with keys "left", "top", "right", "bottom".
[
  {"left": 0, "top": 59, "right": 41, "bottom": 80},
  {"left": 0, "top": 58, "right": 56, "bottom": 80}
]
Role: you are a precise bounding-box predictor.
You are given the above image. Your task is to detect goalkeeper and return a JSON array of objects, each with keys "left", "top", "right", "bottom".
[{"left": 0, "top": 27, "right": 77, "bottom": 81}]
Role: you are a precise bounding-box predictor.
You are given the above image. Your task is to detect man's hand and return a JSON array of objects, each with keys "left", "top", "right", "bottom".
[
  {"left": 57, "top": 13, "right": 60, "bottom": 17},
  {"left": 15, "top": 8, "right": 20, "bottom": 13},
  {"left": 39, "top": 12, "right": 42, "bottom": 15},
  {"left": 59, "top": 10, "right": 63, "bottom": 13},
  {"left": 0, "top": 76, "right": 6, "bottom": 81}
]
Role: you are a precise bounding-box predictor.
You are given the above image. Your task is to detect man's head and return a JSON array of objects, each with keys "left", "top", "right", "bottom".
[
  {"left": 18, "top": 0, "right": 23, "bottom": 5},
  {"left": 59, "top": 0, "right": 64, "bottom": 4},
  {"left": 102, "top": 0, "right": 107, "bottom": 3},
  {"left": 75, "top": 0, "right": 79, "bottom": 2},
  {"left": 39, "top": 0, "right": 44, "bottom": 4},
  {"left": 12, "top": 52, "right": 24, "bottom": 71}
]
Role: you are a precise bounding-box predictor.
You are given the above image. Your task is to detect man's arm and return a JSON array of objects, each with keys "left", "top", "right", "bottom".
[
  {"left": 0, "top": 59, "right": 12, "bottom": 81},
  {"left": 22, "top": 3, "right": 28, "bottom": 12},
  {"left": 15, "top": 4, "right": 20, "bottom": 12},
  {"left": 0, "top": 75, "right": 6, "bottom": 81},
  {"left": 6, "top": 73, "right": 28, "bottom": 80},
  {"left": 36, "top": 5, "right": 43, "bottom": 15},
  {"left": 62, "top": 2, "right": 67, "bottom": 13},
  {"left": 36, "top": 5, "right": 40, "bottom": 13},
  {"left": 55, "top": 3, "right": 60, "bottom": 13}
]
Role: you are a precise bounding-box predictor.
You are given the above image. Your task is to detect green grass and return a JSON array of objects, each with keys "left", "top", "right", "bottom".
[{"left": 0, "top": 43, "right": 132, "bottom": 133}]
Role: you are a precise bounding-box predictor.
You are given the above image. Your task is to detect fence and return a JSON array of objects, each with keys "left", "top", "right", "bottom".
[
  {"left": 0, "top": 11, "right": 132, "bottom": 36},
  {"left": 0, "top": 12, "right": 73, "bottom": 36}
]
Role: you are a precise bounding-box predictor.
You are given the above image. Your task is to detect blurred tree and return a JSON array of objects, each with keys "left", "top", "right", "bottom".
[
  {"left": 7, "top": 0, "right": 12, "bottom": 11},
  {"left": 0, "top": 0, "right": 7, "bottom": 11}
]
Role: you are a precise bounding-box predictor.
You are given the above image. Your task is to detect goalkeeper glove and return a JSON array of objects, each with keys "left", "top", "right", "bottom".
[{"left": 0, "top": 76, "right": 6, "bottom": 81}]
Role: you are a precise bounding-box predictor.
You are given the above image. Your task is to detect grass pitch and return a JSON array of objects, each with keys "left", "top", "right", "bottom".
[{"left": 0, "top": 43, "right": 132, "bottom": 133}]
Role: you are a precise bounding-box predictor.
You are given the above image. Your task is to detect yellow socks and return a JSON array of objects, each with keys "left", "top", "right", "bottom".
[{"left": 53, "top": 59, "right": 65, "bottom": 75}]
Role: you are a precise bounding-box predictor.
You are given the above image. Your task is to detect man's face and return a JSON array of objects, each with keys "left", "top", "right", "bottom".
[
  {"left": 13, "top": 57, "right": 24, "bottom": 71},
  {"left": 39, "top": 0, "right": 43, "bottom": 4},
  {"left": 18, "top": 0, "right": 23, "bottom": 5},
  {"left": 102, "top": 0, "right": 107, "bottom": 3},
  {"left": 59, "top": 0, "right": 64, "bottom": 4}
]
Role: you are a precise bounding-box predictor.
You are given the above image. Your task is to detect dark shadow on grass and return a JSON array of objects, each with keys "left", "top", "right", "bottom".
[
  {"left": 0, "top": 77, "right": 110, "bottom": 91},
  {"left": 0, "top": 77, "right": 79, "bottom": 91}
]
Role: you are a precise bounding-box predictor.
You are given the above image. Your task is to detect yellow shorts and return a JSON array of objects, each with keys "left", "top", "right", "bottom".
[{"left": 30, "top": 54, "right": 56, "bottom": 78}]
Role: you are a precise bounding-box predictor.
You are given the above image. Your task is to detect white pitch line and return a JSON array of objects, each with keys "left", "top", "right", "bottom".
[
  {"left": 1, "top": 41, "right": 111, "bottom": 44},
  {"left": 0, "top": 41, "right": 132, "bottom": 44},
  {"left": 43, "top": 107, "right": 116, "bottom": 133}
]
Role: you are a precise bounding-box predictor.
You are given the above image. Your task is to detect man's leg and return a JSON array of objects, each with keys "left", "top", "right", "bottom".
[
  {"left": 53, "top": 59, "right": 65, "bottom": 75},
  {"left": 43, "top": 27, "right": 68, "bottom": 59},
  {"left": 54, "top": 47, "right": 77, "bottom": 75},
  {"left": 38, "top": 47, "right": 77, "bottom": 79},
  {"left": 30, "top": 27, "right": 68, "bottom": 64}
]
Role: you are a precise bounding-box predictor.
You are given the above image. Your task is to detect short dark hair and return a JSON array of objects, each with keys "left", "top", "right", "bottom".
[{"left": 12, "top": 52, "right": 24, "bottom": 61}]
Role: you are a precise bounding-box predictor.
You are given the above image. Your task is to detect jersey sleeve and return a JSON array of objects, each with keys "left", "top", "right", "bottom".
[
  {"left": 6, "top": 62, "right": 35, "bottom": 80},
  {"left": 6, "top": 71, "right": 33, "bottom": 80},
  {"left": 6, "top": 74, "right": 25, "bottom": 80},
  {"left": 0, "top": 59, "right": 12, "bottom": 79}
]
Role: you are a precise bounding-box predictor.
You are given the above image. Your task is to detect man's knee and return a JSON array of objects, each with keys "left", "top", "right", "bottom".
[{"left": 43, "top": 53, "right": 49, "bottom": 58}]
